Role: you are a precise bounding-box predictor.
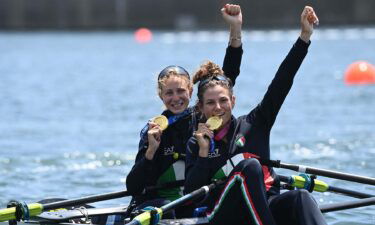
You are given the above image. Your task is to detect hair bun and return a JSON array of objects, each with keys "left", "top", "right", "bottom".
[{"left": 193, "top": 61, "right": 224, "bottom": 84}]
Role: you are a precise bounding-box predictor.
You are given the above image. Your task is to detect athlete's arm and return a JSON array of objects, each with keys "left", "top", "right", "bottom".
[
  {"left": 221, "top": 4, "right": 243, "bottom": 86},
  {"left": 251, "top": 6, "right": 318, "bottom": 128}
]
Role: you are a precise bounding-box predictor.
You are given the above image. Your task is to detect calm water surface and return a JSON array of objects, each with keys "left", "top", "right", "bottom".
[{"left": 0, "top": 28, "right": 374, "bottom": 224}]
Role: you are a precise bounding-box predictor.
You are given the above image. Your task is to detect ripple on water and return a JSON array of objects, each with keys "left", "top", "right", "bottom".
[{"left": 1, "top": 30, "right": 374, "bottom": 221}]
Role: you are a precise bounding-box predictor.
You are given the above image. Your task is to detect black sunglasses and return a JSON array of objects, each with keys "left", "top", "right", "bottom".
[
  {"left": 158, "top": 65, "right": 190, "bottom": 80},
  {"left": 198, "top": 75, "right": 230, "bottom": 90}
]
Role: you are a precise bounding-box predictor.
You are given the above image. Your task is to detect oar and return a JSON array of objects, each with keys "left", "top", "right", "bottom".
[
  {"left": 320, "top": 196, "right": 375, "bottom": 213},
  {"left": 126, "top": 180, "right": 224, "bottom": 225},
  {"left": 0, "top": 180, "right": 184, "bottom": 222},
  {"left": 259, "top": 159, "right": 375, "bottom": 185},
  {"left": 278, "top": 175, "right": 374, "bottom": 198}
]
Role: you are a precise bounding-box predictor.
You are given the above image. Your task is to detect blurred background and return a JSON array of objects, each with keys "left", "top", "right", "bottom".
[
  {"left": 0, "top": 0, "right": 375, "bottom": 29},
  {"left": 1, "top": 1, "right": 374, "bottom": 225}
]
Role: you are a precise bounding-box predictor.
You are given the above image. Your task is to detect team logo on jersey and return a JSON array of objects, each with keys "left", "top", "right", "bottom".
[
  {"left": 163, "top": 146, "right": 175, "bottom": 155},
  {"left": 208, "top": 148, "right": 220, "bottom": 158},
  {"left": 235, "top": 134, "right": 246, "bottom": 147}
]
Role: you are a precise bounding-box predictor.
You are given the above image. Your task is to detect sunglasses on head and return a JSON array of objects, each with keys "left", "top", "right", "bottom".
[
  {"left": 198, "top": 75, "right": 230, "bottom": 90},
  {"left": 158, "top": 65, "right": 190, "bottom": 80}
]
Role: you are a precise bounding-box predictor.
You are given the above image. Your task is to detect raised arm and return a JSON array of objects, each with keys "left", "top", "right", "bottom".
[
  {"left": 222, "top": 4, "right": 242, "bottom": 48},
  {"left": 300, "top": 6, "right": 318, "bottom": 43},
  {"left": 250, "top": 6, "right": 319, "bottom": 128},
  {"left": 221, "top": 4, "right": 243, "bottom": 86}
]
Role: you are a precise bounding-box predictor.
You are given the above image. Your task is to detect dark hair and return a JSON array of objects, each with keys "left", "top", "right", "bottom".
[
  {"left": 157, "top": 65, "right": 192, "bottom": 97},
  {"left": 192, "top": 61, "right": 233, "bottom": 102}
]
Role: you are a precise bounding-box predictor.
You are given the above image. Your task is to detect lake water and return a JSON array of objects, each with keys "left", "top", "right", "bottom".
[{"left": 0, "top": 28, "right": 374, "bottom": 224}]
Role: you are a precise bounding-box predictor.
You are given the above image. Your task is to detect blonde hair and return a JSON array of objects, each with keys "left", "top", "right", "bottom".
[{"left": 157, "top": 69, "right": 192, "bottom": 97}]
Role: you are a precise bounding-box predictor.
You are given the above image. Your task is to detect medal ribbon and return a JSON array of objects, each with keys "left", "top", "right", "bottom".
[
  {"left": 167, "top": 109, "right": 190, "bottom": 125},
  {"left": 140, "top": 109, "right": 190, "bottom": 140},
  {"left": 209, "top": 122, "right": 230, "bottom": 153}
]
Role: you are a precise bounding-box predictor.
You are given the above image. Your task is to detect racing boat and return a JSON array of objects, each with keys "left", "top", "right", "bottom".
[
  {"left": 0, "top": 161, "right": 374, "bottom": 225},
  {"left": 0, "top": 197, "right": 375, "bottom": 225}
]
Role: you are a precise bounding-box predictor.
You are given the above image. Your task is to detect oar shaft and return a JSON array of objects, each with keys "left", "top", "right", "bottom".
[
  {"left": 44, "top": 190, "right": 129, "bottom": 210},
  {"left": 328, "top": 186, "right": 374, "bottom": 199},
  {"left": 320, "top": 197, "right": 375, "bottom": 213},
  {"left": 0, "top": 180, "right": 186, "bottom": 222},
  {"left": 44, "top": 180, "right": 185, "bottom": 210},
  {"left": 161, "top": 184, "right": 212, "bottom": 212},
  {"left": 128, "top": 181, "right": 223, "bottom": 225},
  {"left": 277, "top": 162, "right": 375, "bottom": 185}
]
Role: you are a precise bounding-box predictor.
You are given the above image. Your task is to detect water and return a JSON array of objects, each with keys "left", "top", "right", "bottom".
[{"left": 0, "top": 28, "right": 374, "bottom": 224}]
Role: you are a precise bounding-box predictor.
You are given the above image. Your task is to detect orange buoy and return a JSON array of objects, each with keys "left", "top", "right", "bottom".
[
  {"left": 134, "top": 28, "right": 153, "bottom": 43},
  {"left": 344, "top": 61, "right": 375, "bottom": 85}
]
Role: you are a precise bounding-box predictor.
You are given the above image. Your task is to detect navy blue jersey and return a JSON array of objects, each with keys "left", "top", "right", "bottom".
[
  {"left": 185, "top": 38, "right": 310, "bottom": 199},
  {"left": 126, "top": 45, "right": 243, "bottom": 203}
]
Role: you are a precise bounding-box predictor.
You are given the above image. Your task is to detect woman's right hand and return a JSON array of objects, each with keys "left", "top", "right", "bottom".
[
  {"left": 145, "top": 122, "right": 162, "bottom": 160},
  {"left": 221, "top": 4, "right": 242, "bottom": 48},
  {"left": 194, "top": 123, "right": 213, "bottom": 158},
  {"left": 221, "top": 4, "right": 242, "bottom": 27}
]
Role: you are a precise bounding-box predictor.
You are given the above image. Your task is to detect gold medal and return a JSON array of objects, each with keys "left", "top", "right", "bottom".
[
  {"left": 152, "top": 115, "right": 169, "bottom": 131},
  {"left": 206, "top": 116, "right": 222, "bottom": 130}
]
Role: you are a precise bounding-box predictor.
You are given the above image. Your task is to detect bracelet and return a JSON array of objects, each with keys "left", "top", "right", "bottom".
[
  {"left": 228, "top": 36, "right": 241, "bottom": 45},
  {"left": 230, "top": 36, "right": 241, "bottom": 41}
]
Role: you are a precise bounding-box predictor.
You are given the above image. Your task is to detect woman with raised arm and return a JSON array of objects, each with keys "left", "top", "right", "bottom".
[
  {"left": 185, "top": 6, "right": 326, "bottom": 225},
  {"left": 125, "top": 4, "right": 243, "bottom": 219}
]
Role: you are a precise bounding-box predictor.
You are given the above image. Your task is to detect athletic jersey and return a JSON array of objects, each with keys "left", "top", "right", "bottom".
[
  {"left": 126, "top": 45, "right": 243, "bottom": 203},
  {"left": 185, "top": 38, "right": 310, "bottom": 200}
]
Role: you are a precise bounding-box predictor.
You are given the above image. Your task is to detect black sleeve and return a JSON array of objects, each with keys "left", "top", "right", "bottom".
[
  {"left": 125, "top": 138, "right": 159, "bottom": 194},
  {"left": 222, "top": 45, "right": 243, "bottom": 86},
  {"left": 184, "top": 138, "right": 213, "bottom": 194},
  {"left": 249, "top": 38, "right": 310, "bottom": 128}
]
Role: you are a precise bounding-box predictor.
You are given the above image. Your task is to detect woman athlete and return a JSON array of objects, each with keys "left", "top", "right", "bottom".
[
  {"left": 185, "top": 6, "right": 326, "bottom": 225},
  {"left": 126, "top": 4, "right": 244, "bottom": 219}
]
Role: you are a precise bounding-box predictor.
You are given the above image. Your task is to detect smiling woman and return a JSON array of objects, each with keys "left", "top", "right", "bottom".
[
  {"left": 194, "top": 70, "right": 235, "bottom": 133},
  {"left": 184, "top": 6, "right": 326, "bottom": 225},
  {"left": 124, "top": 4, "right": 244, "bottom": 220},
  {"left": 158, "top": 69, "right": 192, "bottom": 114}
]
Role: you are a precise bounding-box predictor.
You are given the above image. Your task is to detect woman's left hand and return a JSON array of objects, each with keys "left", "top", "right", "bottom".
[{"left": 300, "top": 6, "right": 319, "bottom": 43}]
